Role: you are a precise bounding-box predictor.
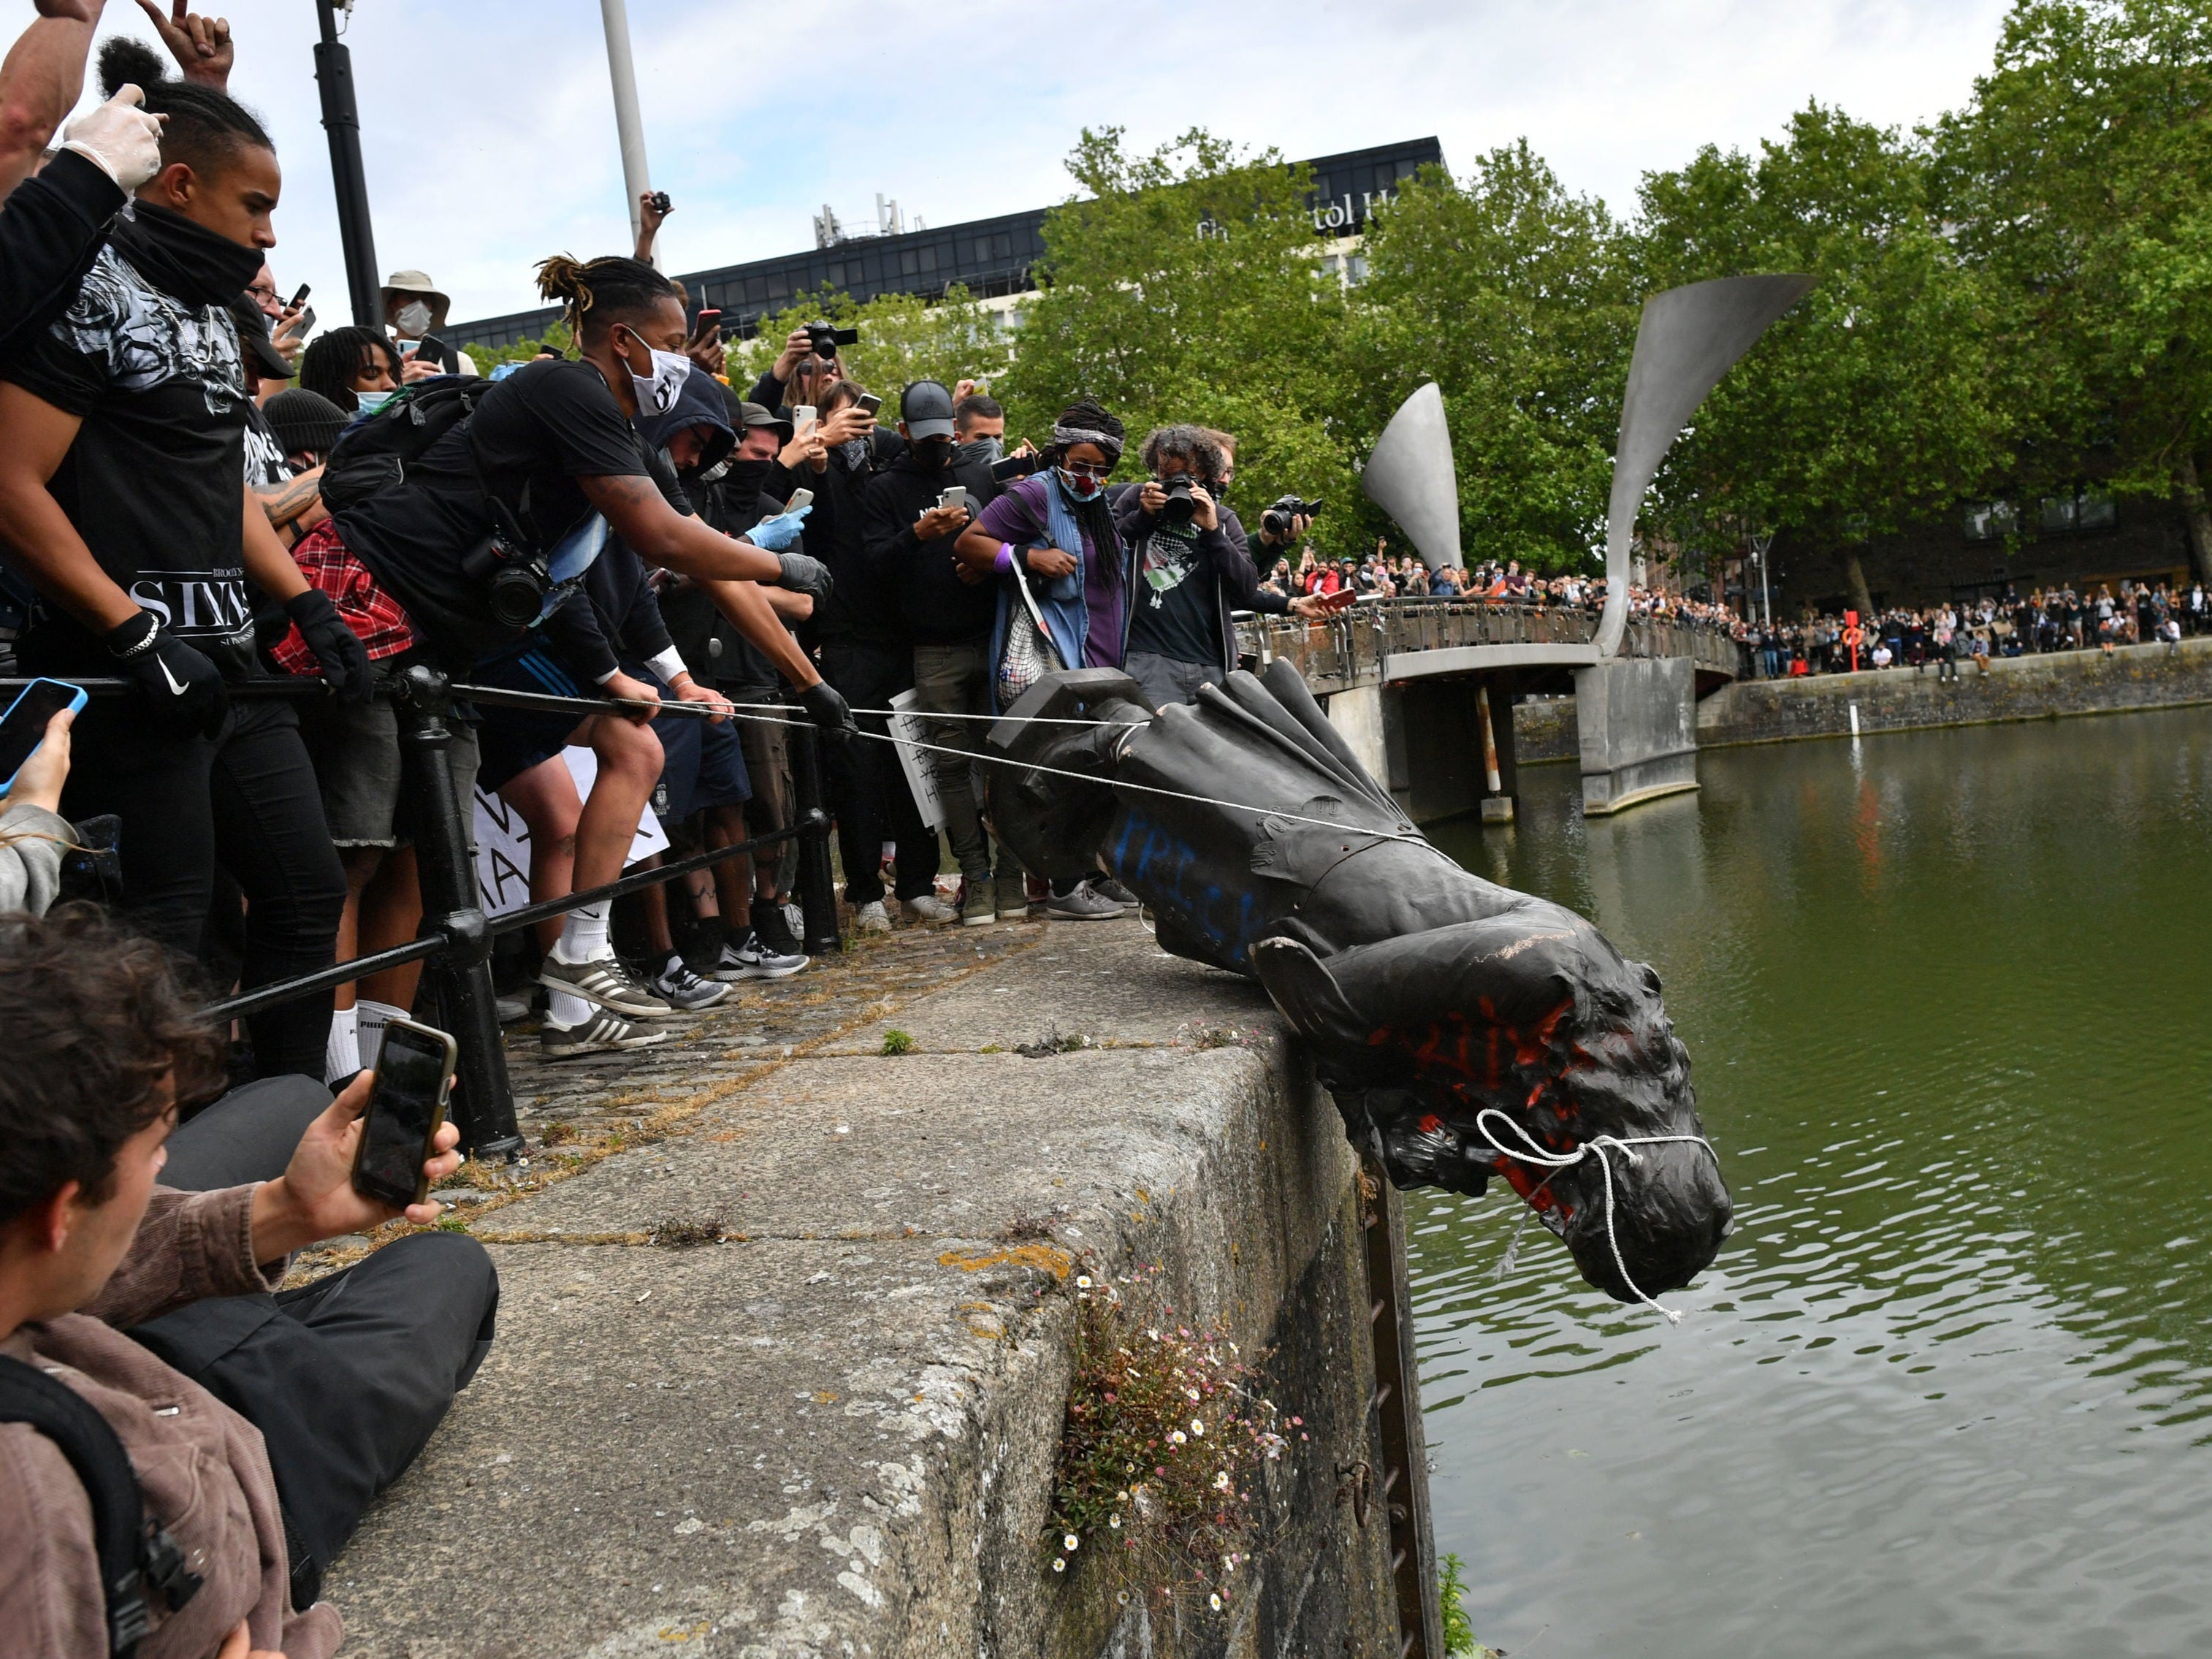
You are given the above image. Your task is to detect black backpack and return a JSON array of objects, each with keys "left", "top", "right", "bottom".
[
  {"left": 0, "top": 1354, "right": 203, "bottom": 1655},
  {"left": 319, "top": 375, "right": 497, "bottom": 516}
]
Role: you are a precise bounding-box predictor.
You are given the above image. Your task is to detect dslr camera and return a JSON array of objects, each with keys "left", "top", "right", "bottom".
[
  {"left": 1156, "top": 473, "right": 1199, "bottom": 527},
  {"left": 806, "top": 319, "right": 860, "bottom": 360},
  {"left": 461, "top": 530, "right": 551, "bottom": 629},
  {"left": 1262, "top": 495, "right": 1324, "bottom": 541}
]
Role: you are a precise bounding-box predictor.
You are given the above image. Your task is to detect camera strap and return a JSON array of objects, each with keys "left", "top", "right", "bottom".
[
  {"left": 460, "top": 419, "right": 538, "bottom": 559},
  {"left": 0, "top": 1354, "right": 202, "bottom": 1655}
]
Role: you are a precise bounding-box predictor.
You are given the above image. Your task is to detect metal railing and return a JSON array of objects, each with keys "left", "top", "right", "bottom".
[
  {"left": 1233, "top": 598, "right": 1747, "bottom": 693},
  {"left": 4, "top": 665, "right": 841, "bottom": 1160}
]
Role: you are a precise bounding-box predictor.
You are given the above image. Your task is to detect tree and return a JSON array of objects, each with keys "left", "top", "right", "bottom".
[
  {"left": 728, "top": 283, "right": 1008, "bottom": 407},
  {"left": 1000, "top": 128, "right": 1362, "bottom": 554},
  {"left": 1636, "top": 104, "right": 2012, "bottom": 615},
  {"left": 1351, "top": 141, "right": 1639, "bottom": 572},
  {"left": 1931, "top": 0, "right": 2212, "bottom": 581}
]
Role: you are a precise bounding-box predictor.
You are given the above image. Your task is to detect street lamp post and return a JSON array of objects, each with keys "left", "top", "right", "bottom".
[
  {"left": 1750, "top": 530, "right": 1775, "bottom": 629},
  {"left": 598, "top": 0, "right": 655, "bottom": 263},
  {"left": 312, "top": 0, "right": 382, "bottom": 329}
]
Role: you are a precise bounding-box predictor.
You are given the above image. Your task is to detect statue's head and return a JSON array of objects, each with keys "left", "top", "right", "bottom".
[{"left": 1253, "top": 905, "right": 1732, "bottom": 1304}]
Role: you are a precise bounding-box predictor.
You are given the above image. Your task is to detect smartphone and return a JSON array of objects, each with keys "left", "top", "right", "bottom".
[
  {"left": 287, "top": 281, "right": 311, "bottom": 309},
  {"left": 790, "top": 404, "right": 817, "bottom": 429},
  {"left": 0, "top": 678, "right": 88, "bottom": 793},
  {"left": 937, "top": 485, "right": 969, "bottom": 513},
  {"left": 692, "top": 308, "right": 721, "bottom": 338},
  {"left": 991, "top": 451, "right": 1045, "bottom": 482},
  {"left": 350, "top": 1016, "right": 457, "bottom": 1209},
  {"left": 294, "top": 305, "right": 317, "bottom": 335},
  {"left": 855, "top": 392, "right": 883, "bottom": 417},
  {"left": 784, "top": 487, "right": 815, "bottom": 513}
]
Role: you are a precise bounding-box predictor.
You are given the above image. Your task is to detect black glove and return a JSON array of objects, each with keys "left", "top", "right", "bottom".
[
  {"left": 777, "top": 551, "right": 834, "bottom": 603},
  {"left": 798, "top": 679, "right": 856, "bottom": 745},
  {"left": 284, "top": 587, "right": 373, "bottom": 701},
  {"left": 107, "top": 609, "right": 228, "bottom": 738}
]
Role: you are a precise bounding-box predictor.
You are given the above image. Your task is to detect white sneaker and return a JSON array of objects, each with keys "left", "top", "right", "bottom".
[
  {"left": 904, "top": 893, "right": 959, "bottom": 925},
  {"left": 855, "top": 900, "right": 892, "bottom": 934}
]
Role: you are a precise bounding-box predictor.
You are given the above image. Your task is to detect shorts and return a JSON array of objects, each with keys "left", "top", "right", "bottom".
[
  {"left": 302, "top": 687, "right": 481, "bottom": 849},
  {"left": 471, "top": 644, "right": 597, "bottom": 795},
  {"left": 730, "top": 688, "right": 792, "bottom": 838},
  {"left": 654, "top": 690, "right": 750, "bottom": 822}
]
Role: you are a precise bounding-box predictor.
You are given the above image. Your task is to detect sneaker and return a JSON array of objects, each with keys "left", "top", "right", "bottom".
[
  {"left": 712, "top": 931, "right": 809, "bottom": 982},
  {"left": 995, "top": 874, "right": 1029, "bottom": 923},
  {"left": 904, "top": 893, "right": 959, "bottom": 925},
  {"left": 1045, "top": 880, "right": 1124, "bottom": 922},
  {"left": 538, "top": 952, "right": 673, "bottom": 1018},
  {"left": 855, "top": 900, "right": 892, "bottom": 934},
  {"left": 648, "top": 953, "right": 731, "bottom": 1012},
  {"left": 752, "top": 898, "right": 806, "bottom": 958},
  {"left": 541, "top": 1007, "right": 671, "bottom": 1059},
  {"left": 960, "top": 877, "right": 997, "bottom": 926},
  {"left": 495, "top": 992, "right": 533, "bottom": 1024},
  {"left": 1091, "top": 876, "right": 1137, "bottom": 908}
]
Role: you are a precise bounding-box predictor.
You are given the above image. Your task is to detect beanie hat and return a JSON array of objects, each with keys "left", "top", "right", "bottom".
[{"left": 262, "top": 388, "right": 350, "bottom": 459}]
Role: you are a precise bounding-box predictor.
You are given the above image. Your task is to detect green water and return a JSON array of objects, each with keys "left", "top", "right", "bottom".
[{"left": 1415, "top": 709, "right": 2212, "bottom": 1658}]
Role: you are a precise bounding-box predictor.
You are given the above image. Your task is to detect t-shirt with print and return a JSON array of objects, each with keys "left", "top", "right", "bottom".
[
  {"left": 2, "top": 243, "right": 256, "bottom": 676},
  {"left": 973, "top": 474, "right": 1125, "bottom": 669},
  {"left": 241, "top": 400, "right": 291, "bottom": 487},
  {"left": 334, "top": 357, "right": 660, "bottom": 670},
  {"left": 1126, "top": 518, "right": 1220, "bottom": 665}
]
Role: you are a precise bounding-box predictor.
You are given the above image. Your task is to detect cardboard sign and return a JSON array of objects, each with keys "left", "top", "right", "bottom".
[{"left": 473, "top": 747, "right": 669, "bottom": 918}]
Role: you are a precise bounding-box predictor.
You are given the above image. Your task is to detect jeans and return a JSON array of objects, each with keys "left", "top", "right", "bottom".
[
  {"left": 816, "top": 638, "right": 940, "bottom": 906},
  {"left": 911, "top": 638, "right": 1020, "bottom": 885},
  {"left": 129, "top": 1075, "right": 499, "bottom": 1609},
  {"left": 1124, "top": 649, "right": 1222, "bottom": 710},
  {"left": 56, "top": 693, "right": 347, "bottom": 1081}
]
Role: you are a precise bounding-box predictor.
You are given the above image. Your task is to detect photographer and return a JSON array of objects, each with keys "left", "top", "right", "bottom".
[
  {"left": 381, "top": 268, "right": 473, "bottom": 379},
  {"left": 745, "top": 322, "right": 844, "bottom": 417},
  {"left": 0, "top": 906, "right": 496, "bottom": 1659},
  {"left": 1113, "top": 424, "right": 1347, "bottom": 709},
  {"left": 864, "top": 379, "right": 1007, "bottom": 924},
  {"left": 0, "top": 47, "right": 366, "bottom": 1081}
]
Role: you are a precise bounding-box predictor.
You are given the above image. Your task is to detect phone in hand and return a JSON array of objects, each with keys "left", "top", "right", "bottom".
[
  {"left": 855, "top": 392, "right": 883, "bottom": 417},
  {"left": 287, "top": 281, "right": 311, "bottom": 309},
  {"left": 691, "top": 308, "right": 721, "bottom": 340},
  {"left": 785, "top": 487, "right": 815, "bottom": 513},
  {"left": 350, "top": 1017, "right": 457, "bottom": 1210},
  {"left": 937, "top": 486, "right": 969, "bottom": 514},
  {"left": 0, "top": 678, "right": 87, "bottom": 794},
  {"left": 790, "top": 405, "right": 817, "bottom": 429},
  {"left": 293, "top": 305, "right": 317, "bottom": 336}
]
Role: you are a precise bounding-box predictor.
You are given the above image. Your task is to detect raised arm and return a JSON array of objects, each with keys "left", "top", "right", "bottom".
[{"left": 0, "top": 0, "right": 104, "bottom": 197}]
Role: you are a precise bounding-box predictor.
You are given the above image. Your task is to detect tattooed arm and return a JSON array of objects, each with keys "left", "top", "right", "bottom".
[{"left": 253, "top": 464, "right": 327, "bottom": 549}]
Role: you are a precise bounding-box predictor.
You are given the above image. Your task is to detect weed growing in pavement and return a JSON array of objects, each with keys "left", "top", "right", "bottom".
[
  {"left": 648, "top": 1214, "right": 731, "bottom": 1247},
  {"left": 881, "top": 1029, "right": 915, "bottom": 1056},
  {"left": 1048, "top": 1264, "right": 1291, "bottom": 1617}
]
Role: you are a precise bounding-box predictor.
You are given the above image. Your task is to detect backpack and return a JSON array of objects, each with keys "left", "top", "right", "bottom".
[
  {"left": 319, "top": 375, "right": 498, "bottom": 516},
  {"left": 0, "top": 1354, "right": 202, "bottom": 1654}
]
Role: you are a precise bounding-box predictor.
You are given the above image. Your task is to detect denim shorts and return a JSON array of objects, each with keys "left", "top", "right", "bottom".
[{"left": 302, "top": 694, "right": 481, "bottom": 849}]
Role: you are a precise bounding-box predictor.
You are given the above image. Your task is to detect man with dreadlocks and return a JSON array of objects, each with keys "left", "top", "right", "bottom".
[
  {"left": 955, "top": 397, "right": 1138, "bottom": 920},
  {"left": 305, "top": 252, "right": 856, "bottom": 1053}
]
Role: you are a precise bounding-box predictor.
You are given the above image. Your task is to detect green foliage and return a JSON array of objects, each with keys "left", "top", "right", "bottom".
[
  {"left": 880, "top": 1029, "right": 914, "bottom": 1056},
  {"left": 728, "top": 285, "right": 1008, "bottom": 406},
  {"left": 1002, "top": 127, "right": 1365, "bottom": 556},
  {"left": 468, "top": 320, "right": 573, "bottom": 373},
  {"left": 1438, "top": 1552, "right": 1491, "bottom": 1655}
]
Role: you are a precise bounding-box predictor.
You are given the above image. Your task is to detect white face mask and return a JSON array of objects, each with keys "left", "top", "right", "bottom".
[
  {"left": 621, "top": 329, "right": 690, "bottom": 416},
  {"left": 394, "top": 299, "right": 432, "bottom": 337}
]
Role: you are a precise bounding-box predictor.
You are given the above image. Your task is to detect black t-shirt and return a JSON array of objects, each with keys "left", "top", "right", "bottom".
[
  {"left": 3, "top": 242, "right": 255, "bottom": 674},
  {"left": 1127, "top": 519, "right": 1222, "bottom": 665},
  {"left": 336, "top": 358, "right": 656, "bottom": 668},
  {"left": 241, "top": 399, "right": 291, "bottom": 487}
]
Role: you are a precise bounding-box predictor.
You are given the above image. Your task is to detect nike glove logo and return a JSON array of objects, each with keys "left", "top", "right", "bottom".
[{"left": 159, "top": 657, "right": 188, "bottom": 697}]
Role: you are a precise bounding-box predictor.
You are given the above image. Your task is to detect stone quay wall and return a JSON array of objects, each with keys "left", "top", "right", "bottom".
[{"left": 325, "top": 919, "right": 1412, "bottom": 1658}]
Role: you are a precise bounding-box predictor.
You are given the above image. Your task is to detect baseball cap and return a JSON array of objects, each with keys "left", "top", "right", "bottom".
[
  {"left": 738, "top": 400, "right": 794, "bottom": 443},
  {"left": 900, "top": 379, "right": 956, "bottom": 441}
]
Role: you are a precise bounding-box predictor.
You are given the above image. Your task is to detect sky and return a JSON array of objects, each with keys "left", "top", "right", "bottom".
[{"left": 72, "top": 0, "right": 2018, "bottom": 328}]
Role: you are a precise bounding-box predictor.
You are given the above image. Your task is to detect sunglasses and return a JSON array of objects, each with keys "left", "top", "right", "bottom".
[{"left": 1061, "top": 460, "right": 1113, "bottom": 481}]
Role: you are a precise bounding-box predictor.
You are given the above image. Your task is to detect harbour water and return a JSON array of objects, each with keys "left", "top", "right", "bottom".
[{"left": 1414, "top": 708, "right": 2212, "bottom": 1658}]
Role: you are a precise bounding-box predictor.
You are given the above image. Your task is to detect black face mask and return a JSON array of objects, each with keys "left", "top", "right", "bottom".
[
  {"left": 110, "top": 202, "right": 267, "bottom": 308},
  {"left": 915, "top": 436, "right": 956, "bottom": 471}
]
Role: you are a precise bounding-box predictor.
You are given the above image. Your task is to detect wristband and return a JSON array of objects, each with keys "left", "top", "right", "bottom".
[
  {"left": 107, "top": 609, "right": 160, "bottom": 660},
  {"left": 994, "top": 542, "right": 1015, "bottom": 576},
  {"left": 648, "top": 646, "right": 690, "bottom": 684}
]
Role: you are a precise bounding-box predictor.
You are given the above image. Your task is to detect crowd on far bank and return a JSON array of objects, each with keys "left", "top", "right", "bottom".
[
  {"left": 1256, "top": 547, "right": 1743, "bottom": 632},
  {"left": 1739, "top": 580, "right": 2205, "bottom": 679}
]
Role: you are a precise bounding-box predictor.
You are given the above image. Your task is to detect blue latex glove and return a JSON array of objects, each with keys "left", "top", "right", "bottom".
[{"left": 747, "top": 505, "right": 812, "bottom": 552}]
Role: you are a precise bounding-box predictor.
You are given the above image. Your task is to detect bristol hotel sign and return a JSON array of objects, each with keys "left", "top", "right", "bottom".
[{"left": 1195, "top": 186, "right": 1400, "bottom": 243}]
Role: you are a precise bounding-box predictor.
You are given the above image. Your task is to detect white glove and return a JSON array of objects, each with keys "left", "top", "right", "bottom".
[{"left": 60, "top": 86, "right": 166, "bottom": 193}]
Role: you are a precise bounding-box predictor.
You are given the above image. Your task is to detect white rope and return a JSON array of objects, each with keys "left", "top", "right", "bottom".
[
  {"left": 713, "top": 704, "right": 1448, "bottom": 853},
  {"left": 1471, "top": 1107, "right": 1718, "bottom": 1324}
]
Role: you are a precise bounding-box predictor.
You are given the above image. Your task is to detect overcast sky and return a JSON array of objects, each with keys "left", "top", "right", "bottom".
[{"left": 75, "top": 0, "right": 2015, "bottom": 326}]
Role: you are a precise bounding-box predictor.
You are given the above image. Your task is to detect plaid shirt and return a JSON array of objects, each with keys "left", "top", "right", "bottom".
[{"left": 270, "top": 519, "right": 416, "bottom": 676}]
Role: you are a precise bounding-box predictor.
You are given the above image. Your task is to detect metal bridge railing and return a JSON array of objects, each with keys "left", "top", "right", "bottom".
[{"left": 3, "top": 665, "right": 842, "bottom": 1160}]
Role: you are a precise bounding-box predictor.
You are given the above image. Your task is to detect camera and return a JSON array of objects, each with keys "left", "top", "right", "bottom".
[
  {"left": 1262, "top": 495, "right": 1324, "bottom": 541},
  {"left": 648, "top": 191, "right": 671, "bottom": 215},
  {"left": 461, "top": 532, "right": 551, "bottom": 629},
  {"left": 806, "top": 319, "right": 860, "bottom": 361},
  {"left": 1156, "top": 473, "right": 1199, "bottom": 527}
]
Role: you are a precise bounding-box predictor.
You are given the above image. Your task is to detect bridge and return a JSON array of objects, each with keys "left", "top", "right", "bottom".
[{"left": 1237, "top": 600, "right": 1745, "bottom": 823}]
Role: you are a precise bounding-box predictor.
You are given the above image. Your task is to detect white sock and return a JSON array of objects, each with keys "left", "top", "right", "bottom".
[
  {"left": 548, "top": 988, "right": 594, "bottom": 1025},
  {"left": 325, "top": 1004, "right": 361, "bottom": 1084},
  {"left": 355, "top": 999, "right": 405, "bottom": 1069},
  {"left": 552, "top": 901, "right": 611, "bottom": 965}
]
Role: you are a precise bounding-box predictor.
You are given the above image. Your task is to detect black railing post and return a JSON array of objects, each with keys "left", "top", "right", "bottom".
[
  {"left": 787, "top": 716, "right": 843, "bottom": 957},
  {"left": 392, "top": 665, "right": 524, "bottom": 1161}
]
